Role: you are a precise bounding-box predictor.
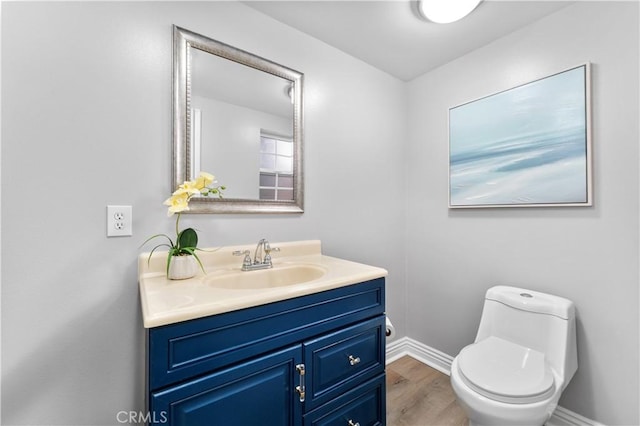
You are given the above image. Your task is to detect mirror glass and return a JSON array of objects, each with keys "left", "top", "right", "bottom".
[{"left": 173, "top": 26, "right": 304, "bottom": 213}]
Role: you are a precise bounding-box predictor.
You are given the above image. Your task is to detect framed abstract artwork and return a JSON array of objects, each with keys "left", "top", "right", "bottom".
[{"left": 449, "top": 63, "right": 592, "bottom": 208}]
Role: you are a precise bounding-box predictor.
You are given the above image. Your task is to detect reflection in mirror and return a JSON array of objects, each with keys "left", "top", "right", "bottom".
[
  {"left": 173, "top": 26, "right": 304, "bottom": 213},
  {"left": 190, "top": 48, "right": 294, "bottom": 200}
]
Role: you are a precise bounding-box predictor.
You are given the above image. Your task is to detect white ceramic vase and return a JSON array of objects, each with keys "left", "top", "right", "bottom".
[{"left": 167, "top": 255, "right": 198, "bottom": 280}]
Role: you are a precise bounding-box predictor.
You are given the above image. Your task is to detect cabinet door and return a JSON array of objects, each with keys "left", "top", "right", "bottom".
[{"left": 151, "top": 345, "right": 303, "bottom": 426}]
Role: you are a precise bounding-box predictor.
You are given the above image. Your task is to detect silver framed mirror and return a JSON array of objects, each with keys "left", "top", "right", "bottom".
[{"left": 173, "top": 26, "right": 304, "bottom": 213}]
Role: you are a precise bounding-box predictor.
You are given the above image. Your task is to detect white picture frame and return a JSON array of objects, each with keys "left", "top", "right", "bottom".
[{"left": 449, "top": 63, "right": 592, "bottom": 208}]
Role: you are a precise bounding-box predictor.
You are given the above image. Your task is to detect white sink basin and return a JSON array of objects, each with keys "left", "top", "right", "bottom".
[{"left": 205, "top": 264, "right": 327, "bottom": 289}]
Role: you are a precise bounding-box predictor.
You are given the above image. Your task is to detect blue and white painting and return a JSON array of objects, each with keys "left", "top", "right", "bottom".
[{"left": 449, "top": 64, "right": 591, "bottom": 207}]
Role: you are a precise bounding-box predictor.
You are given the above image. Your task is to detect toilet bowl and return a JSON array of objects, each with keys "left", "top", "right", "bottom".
[{"left": 450, "top": 286, "right": 577, "bottom": 426}]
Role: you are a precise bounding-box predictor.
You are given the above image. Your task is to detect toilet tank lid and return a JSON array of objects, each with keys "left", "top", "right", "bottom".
[{"left": 486, "top": 286, "right": 575, "bottom": 320}]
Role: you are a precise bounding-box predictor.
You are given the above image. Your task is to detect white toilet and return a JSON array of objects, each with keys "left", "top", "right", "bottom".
[{"left": 450, "top": 286, "right": 578, "bottom": 426}]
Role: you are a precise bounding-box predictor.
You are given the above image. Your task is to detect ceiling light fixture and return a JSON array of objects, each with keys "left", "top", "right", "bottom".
[{"left": 417, "top": 0, "right": 483, "bottom": 24}]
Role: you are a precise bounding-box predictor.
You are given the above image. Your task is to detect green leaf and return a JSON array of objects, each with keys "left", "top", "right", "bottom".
[
  {"left": 178, "top": 228, "right": 198, "bottom": 250},
  {"left": 142, "top": 234, "right": 174, "bottom": 267},
  {"left": 192, "top": 252, "right": 206, "bottom": 274},
  {"left": 181, "top": 247, "right": 206, "bottom": 274},
  {"left": 146, "top": 243, "right": 173, "bottom": 266},
  {"left": 166, "top": 248, "right": 181, "bottom": 275},
  {"left": 140, "top": 233, "right": 174, "bottom": 249}
]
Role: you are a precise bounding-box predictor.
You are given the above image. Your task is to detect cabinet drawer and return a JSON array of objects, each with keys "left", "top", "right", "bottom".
[
  {"left": 304, "top": 316, "right": 385, "bottom": 410},
  {"left": 304, "top": 375, "right": 385, "bottom": 426},
  {"left": 148, "top": 279, "right": 384, "bottom": 390}
]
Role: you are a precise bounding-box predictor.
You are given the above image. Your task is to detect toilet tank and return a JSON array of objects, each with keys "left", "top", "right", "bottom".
[{"left": 474, "top": 286, "right": 577, "bottom": 387}]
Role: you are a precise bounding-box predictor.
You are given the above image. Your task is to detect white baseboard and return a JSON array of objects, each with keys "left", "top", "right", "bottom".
[
  {"left": 385, "top": 337, "right": 604, "bottom": 426},
  {"left": 386, "top": 336, "right": 453, "bottom": 375},
  {"left": 546, "top": 407, "right": 606, "bottom": 426}
]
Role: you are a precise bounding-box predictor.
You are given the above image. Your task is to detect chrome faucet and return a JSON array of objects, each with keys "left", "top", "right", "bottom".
[
  {"left": 254, "top": 238, "right": 267, "bottom": 265},
  {"left": 233, "top": 239, "right": 280, "bottom": 271}
]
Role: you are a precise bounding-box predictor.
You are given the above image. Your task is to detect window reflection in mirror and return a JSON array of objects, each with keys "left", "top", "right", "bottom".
[{"left": 259, "top": 132, "right": 294, "bottom": 201}]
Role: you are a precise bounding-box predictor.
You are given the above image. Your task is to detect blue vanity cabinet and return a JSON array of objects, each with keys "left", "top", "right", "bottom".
[{"left": 146, "top": 278, "right": 385, "bottom": 426}]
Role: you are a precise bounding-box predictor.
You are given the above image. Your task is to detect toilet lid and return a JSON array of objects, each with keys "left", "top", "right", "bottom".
[{"left": 457, "top": 336, "right": 555, "bottom": 404}]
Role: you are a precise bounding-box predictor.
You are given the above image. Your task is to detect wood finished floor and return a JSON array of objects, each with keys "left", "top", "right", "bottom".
[{"left": 386, "top": 356, "right": 468, "bottom": 426}]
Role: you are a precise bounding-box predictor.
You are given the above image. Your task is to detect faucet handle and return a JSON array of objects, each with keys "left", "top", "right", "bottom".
[
  {"left": 263, "top": 243, "right": 280, "bottom": 265},
  {"left": 263, "top": 241, "right": 280, "bottom": 254},
  {"left": 233, "top": 250, "right": 252, "bottom": 269},
  {"left": 263, "top": 241, "right": 271, "bottom": 254}
]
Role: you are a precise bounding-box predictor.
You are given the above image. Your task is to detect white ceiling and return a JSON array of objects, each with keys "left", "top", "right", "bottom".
[{"left": 243, "top": 1, "right": 573, "bottom": 81}]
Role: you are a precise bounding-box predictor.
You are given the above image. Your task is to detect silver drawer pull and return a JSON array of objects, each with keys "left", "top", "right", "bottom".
[
  {"left": 295, "top": 364, "right": 306, "bottom": 402},
  {"left": 348, "top": 355, "right": 361, "bottom": 366},
  {"left": 347, "top": 420, "right": 360, "bottom": 426}
]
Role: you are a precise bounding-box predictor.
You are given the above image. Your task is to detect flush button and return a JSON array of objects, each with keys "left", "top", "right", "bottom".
[{"left": 520, "top": 293, "right": 533, "bottom": 298}]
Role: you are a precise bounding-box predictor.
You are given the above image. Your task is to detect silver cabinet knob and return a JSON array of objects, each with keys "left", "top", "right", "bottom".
[
  {"left": 347, "top": 420, "right": 360, "bottom": 426},
  {"left": 348, "top": 355, "right": 361, "bottom": 366}
]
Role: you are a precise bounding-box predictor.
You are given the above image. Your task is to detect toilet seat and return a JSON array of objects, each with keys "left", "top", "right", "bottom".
[{"left": 457, "top": 336, "right": 555, "bottom": 404}]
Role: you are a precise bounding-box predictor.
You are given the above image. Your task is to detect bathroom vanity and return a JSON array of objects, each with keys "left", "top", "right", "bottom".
[{"left": 139, "top": 240, "right": 387, "bottom": 426}]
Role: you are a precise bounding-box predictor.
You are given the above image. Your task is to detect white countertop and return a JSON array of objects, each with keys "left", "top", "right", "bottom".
[{"left": 138, "top": 240, "right": 388, "bottom": 328}]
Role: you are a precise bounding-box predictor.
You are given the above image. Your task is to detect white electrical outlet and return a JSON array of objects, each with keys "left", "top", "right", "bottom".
[{"left": 107, "top": 205, "right": 133, "bottom": 237}]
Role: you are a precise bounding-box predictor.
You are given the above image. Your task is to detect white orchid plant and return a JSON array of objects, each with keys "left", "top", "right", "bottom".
[{"left": 144, "top": 172, "right": 225, "bottom": 274}]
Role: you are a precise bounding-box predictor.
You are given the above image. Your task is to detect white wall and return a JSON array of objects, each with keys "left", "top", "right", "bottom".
[
  {"left": 406, "top": 2, "right": 639, "bottom": 425},
  {"left": 1, "top": 2, "right": 407, "bottom": 424}
]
